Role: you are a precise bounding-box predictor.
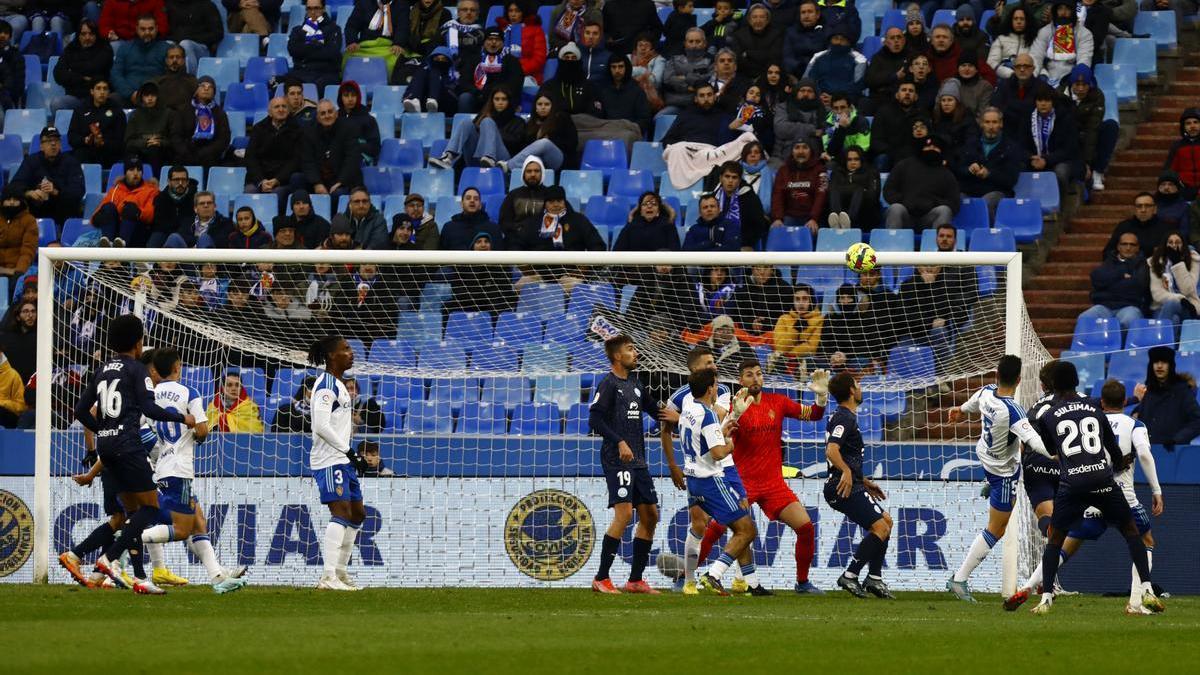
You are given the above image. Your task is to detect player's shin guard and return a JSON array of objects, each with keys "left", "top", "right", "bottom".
[
  {"left": 795, "top": 522, "right": 815, "bottom": 583},
  {"left": 323, "top": 519, "right": 348, "bottom": 576},
  {"left": 953, "top": 529, "right": 998, "bottom": 583},
  {"left": 188, "top": 535, "right": 224, "bottom": 580},
  {"left": 72, "top": 522, "right": 117, "bottom": 559},
  {"left": 1124, "top": 533, "right": 1152, "bottom": 586},
  {"left": 141, "top": 524, "right": 175, "bottom": 545},
  {"left": 684, "top": 527, "right": 703, "bottom": 580},
  {"left": 595, "top": 534, "right": 620, "bottom": 581},
  {"left": 698, "top": 520, "right": 726, "bottom": 569},
  {"left": 337, "top": 523, "right": 360, "bottom": 573},
  {"left": 847, "top": 533, "right": 883, "bottom": 577},
  {"left": 629, "top": 537, "right": 651, "bottom": 582},
  {"left": 146, "top": 542, "right": 166, "bottom": 571}
]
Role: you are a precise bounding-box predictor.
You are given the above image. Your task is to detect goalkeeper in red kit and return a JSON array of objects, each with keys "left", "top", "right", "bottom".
[{"left": 698, "top": 358, "right": 829, "bottom": 594}]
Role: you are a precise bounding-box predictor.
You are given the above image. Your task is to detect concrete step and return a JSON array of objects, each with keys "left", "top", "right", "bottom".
[
  {"left": 1026, "top": 275, "right": 1091, "bottom": 291},
  {"left": 1152, "top": 95, "right": 1200, "bottom": 109},
  {"left": 1046, "top": 246, "right": 1107, "bottom": 263},
  {"left": 1171, "top": 68, "right": 1200, "bottom": 82},
  {"left": 1109, "top": 162, "right": 1168, "bottom": 177},
  {"left": 1054, "top": 233, "right": 1110, "bottom": 247},
  {"left": 1026, "top": 289, "right": 1090, "bottom": 304},
  {"left": 1089, "top": 189, "right": 1143, "bottom": 206},
  {"left": 1134, "top": 134, "right": 1181, "bottom": 150}
]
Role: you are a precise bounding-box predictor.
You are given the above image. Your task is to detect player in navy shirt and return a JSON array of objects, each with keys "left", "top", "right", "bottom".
[
  {"left": 823, "top": 373, "right": 894, "bottom": 599},
  {"left": 1023, "top": 360, "right": 1062, "bottom": 536},
  {"left": 73, "top": 315, "right": 195, "bottom": 593},
  {"left": 588, "top": 335, "right": 663, "bottom": 594},
  {"left": 1027, "top": 361, "right": 1163, "bottom": 615}
]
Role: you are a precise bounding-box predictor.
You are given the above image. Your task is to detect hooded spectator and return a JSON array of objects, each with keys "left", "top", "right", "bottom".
[
  {"left": 337, "top": 80, "right": 382, "bottom": 165},
  {"left": 401, "top": 45, "right": 458, "bottom": 112},
  {"left": 0, "top": 187, "right": 36, "bottom": 284},
  {"left": 287, "top": 0, "right": 344, "bottom": 90},
  {"left": 1154, "top": 170, "right": 1190, "bottom": 234},
  {"left": 803, "top": 23, "right": 865, "bottom": 97},
  {"left": 1135, "top": 346, "right": 1200, "bottom": 446},
  {"left": 124, "top": 81, "right": 172, "bottom": 166},
  {"left": 1058, "top": 63, "right": 1117, "bottom": 192},
  {"left": 498, "top": 156, "right": 550, "bottom": 239},
  {"left": 772, "top": 77, "right": 823, "bottom": 166},
  {"left": 770, "top": 137, "right": 827, "bottom": 233},
  {"left": 883, "top": 136, "right": 961, "bottom": 230},
  {"left": 599, "top": 52, "right": 652, "bottom": 133}
]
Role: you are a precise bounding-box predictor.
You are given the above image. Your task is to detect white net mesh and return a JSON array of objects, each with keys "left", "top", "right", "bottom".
[{"left": 40, "top": 249, "right": 1050, "bottom": 590}]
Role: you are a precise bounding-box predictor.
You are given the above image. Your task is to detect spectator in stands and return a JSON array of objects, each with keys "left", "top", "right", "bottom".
[
  {"left": 391, "top": 193, "right": 438, "bottom": 249},
  {"left": 1135, "top": 346, "right": 1200, "bottom": 447},
  {"left": 111, "top": 14, "right": 170, "bottom": 104},
  {"left": 1080, "top": 231, "right": 1148, "bottom": 330},
  {"left": 602, "top": 0, "right": 659, "bottom": 55},
  {"left": 803, "top": 25, "right": 865, "bottom": 99},
  {"left": 207, "top": 369, "right": 265, "bottom": 433},
  {"left": 288, "top": 0, "right": 344, "bottom": 90},
  {"left": 907, "top": 52, "right": 939, "bottom": 111},
  {"left": 165, "top": 190, "right": 232, "bottom": 248},
  {"left": 660, "top": 28, "right": 712, "bottom": 115},
  {"left": 68, "top": 79, "right": 127, "bottom": 167},
  {"left": 540, "top": 44, "right": 601, "bottom": 119},
  {"left": 575, "top": 20, "right": 611, "bottom": 83},
  {"left": 335, "top": 81, "right": 381, "bottom": 167},
  {"left": 336, "top": 263, "right": 396, "bottom": 345},
  {"left": 729, "top": 263, "right": 792, "bottom": 337},
  {"left": 0, "top": 188, "right": 35, "bottom": 286},
  {"left": 821, "top": 92, "right": 869, "bottom": 160},
  {"left": 990, "top": 52, "right": 1039, "bottom": 132},
  {"left": 283, "top": 79, "right": 318, "bottom": 126},
  {"left": 246, "top": 97, "right": 306, "bottom": 203},
  {"left": 11, "top": 127, "right": 84, "bottom": 226},
  {"left": 599, "top": 53, "right": 652, "bottom": 135},
  {"left": 93, "top": 156, "right": 158, "bottom": 246},
  {"left": 771, "top": 283, "right": 823, "bottom": 372},
  {"left": 548, "top": 0, "right": 601, "bottom": 54},
  {"left": 1057, "top": 64, "right": 1116, "bottom": 192},
  {"left": 869, "top": 78, "right": 920, "bottom": 172},
  {"left": 401, "top": 45, "right": 458, "bottom": 112},
  {"left": 227, "top": 205, "right": 273, "bottom": 249},
  {"left": 782, "top": 1, "right": 828, "bottom": 80},
  {"left": 709, "top": 48, "right": 751, "bottom": 114},
  {"left": 899, "top": 262, "right": 973, "bottom": 368},
  {"left": 1164, "top": 108, "right": 1200, "bottom": 196},
  {"left": 514, "top": 185, "right": 605, "bottom": 251},
  {"left": 0, "top": 299, "right": 34, "bottom": 384},
  {"left": 343, "top": 0, "right": 410, "bottom": 75},
  {"left": 264, "top": 282, "right": 313, "bottom": 328},
  {"left": 497, "top": 1, "right": 548, "bottom": 85},
  {"left": 166, "top": 0, "right": 223, "bottom": 74},
  {"left": 446, "top": 231, "right": 517, "bottom": 313},
  {"left": 740, "top": 141, "right": 774, "bottom": 209},
  {"left": 772, "top": 78, "right": 822, "bottom": 167},
  {"left": 271, "top": 375, "right": 314, "bottom": 433},
  {"left": 660, "top": 0, "right": 695, "bottom": 57},
  {"left": 124, "top": 82, "right": 171, "bottom": 166},
  {"left": 864, "top": 27, "right": 908, "bottom": 112},
  {"left": 453, "top": 26, "right": 524, "bottom": 114},
  {"left": 701, "top": 0, "right": 738, "bottom": 52},
  {"left": 1103, "top": 192, "right": 1171, "bottom": 261},
  {"left": 493, "top": 92, "right": 578, "bottom": 172},
  {"left": 273, "top": 190, "right": 330, "bottom": 247},
  {"left": 714, "top": 160, "right": 769, "bottom": 250},
  {"left": 903, "top": 7, "right": 929, "bottom": 55},
  {"left": 931, "top": 80, "right": 971, "bottom": 158},
  {"left": 661, "top": 83, "right": 729, "bottom": 146},
  {"left": 928, "top": 23, "right": 996, "bottom": 86},
  {"left": 497, "top": 156, "right": 549, "bottom": 239},
  {"left": 269, "top": 219, "right": 305, "bottom": 251},
  {"left": 301, "top": 99, "right": 356, "bottom": 199},
  {"left": 692, "top": 266, "right": 736, "bottom": 319},
  {"left": 1030, "top": 0, "right": 1092, "bottom": 87},
  {"left": 770, "top": 137, "right": 827, "bottom": 235},
  {"left": 147, "top": 165, "right": 198, "bottom": 247},
  {"left": 100, "top": 0, "right": 168, "bottom": 43},
  {"left": 335, "top": 186, "right": 389, "bottom": 250},
  {"left": 883, "top": 135, "right": 960, "bottom": 230},
  {"left": 626, "top": 263, "right": 701, "bottom": 330},
  {"left": 728, "top": 2, "right": 783, "bottom": 81},
  {"left": 0, "top": 342, "right": 24, "bottom": 428},
  {"left": 953, "top": 50, "right": 993, "bottom": 117},
  {"left": 1021, "top": 83, "right": 1082, "bottom": 197},
  {"left": 440, "top": 0, "right": 484, "bottom": 63},
  {"left": 613, "top": 192, "right": 679, "bottom": 251},
  {"left": 705, "top": 314, "right": 757, "bottom": 378},
  {"left": 1154, "top": 171, "right": 1190, "bottom": 235},
  {"left": 150, "top": 45, "right": 197, "bottom": 112},
  {"left": 631, "top": 32, "right": 665, "bottom": 104},
  {"left": 442, "top": 187, "right": 504, "bottom": 249},
  {"left": 322, "top": 217, "right": 356, "bottom": 250},
  {"left": 0, "top": 22, "right": 21, "bottom": 126},
  {"left": 683, "top": 192, "right": 740, "bottom": 251},
  {"left": 344, "top": 379, "right": 387, "bottom": 434},
  {"left": 987, "top": 6, "right": 1035, "bottom": 80},
  {"left": 171, "top": 76, "right": 230, "bottom": 167},
  {"left": 828, "top": 145, "right": 880, "bottom": 230},
  {"left": 1148, "top": 231, "right": 1200, "bottom": 327},
  {"left": 955, "top": 107, "right": 1022, "bottom": 221},
  {"left": 51, "top": 19, "right": 113, "bottom": 112},
  {"left": 221, "top": 0, "right": 280, "bottom": 37},
  {"left": 196, "top": 261, "right": 228, "bottom": 305},
  {"left": 359, "top": 440, "right": 394, "bottom": 476}
]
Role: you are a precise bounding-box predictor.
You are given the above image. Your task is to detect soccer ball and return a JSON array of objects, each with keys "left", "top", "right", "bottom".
[{"left": 846, "top": 242, "right": 877, "bottom": 273}]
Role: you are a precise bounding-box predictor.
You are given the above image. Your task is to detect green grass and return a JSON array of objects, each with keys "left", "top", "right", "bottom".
[{"left": 2, "top": 586, "right": 1197, "bottom": 673}]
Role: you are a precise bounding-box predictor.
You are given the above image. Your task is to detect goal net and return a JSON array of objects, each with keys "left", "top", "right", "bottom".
[{"left": 31, "top": 248, "right": 1050, "bottom": 591}]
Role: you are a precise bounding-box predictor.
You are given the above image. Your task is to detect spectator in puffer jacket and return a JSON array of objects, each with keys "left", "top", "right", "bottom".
[
  {"left": 1078, "top": 231, "right": 1148, "bottom": 330},
  {"left": 1057, "top": 63, "right": 1117, "bottom": 192},
  {"left": 92, "top": 155, "right": 159, "bottom": 246},
  {"left": 782, "top": 1, "right": 828, "bottom": 78},
  {"left": 498, "top": 156, "right": 550, "bottom": 240},
  {"left": 1134, "top": 346, "right": 1200, "bottom": 447},
  {"left": 1029, "top": 0, "right": 1093, "bottom": 87},
  {"left": 770, "top": 137, "right": 827, "bottom": 235},
  {"left": 802, "top": 23, "right": 864, "bottom": 99},
  {"left": 613, "top": 192, "right": 680, "bottom": 252},
  {"left": 1164, "top": 107, "right": 1200, "bottom": 196},
  {"left": 110, "top": 15, "right": 170, "bottom": 103},
  {"left": 727, "top": 2, "right": 784, "bottom": 81},
  {"left": 496, "top": 1, "right": 547, "bottom": 84},
  {"left": 882, "top": 135, "right": 961, "bottom": 230},
  {"left": 660, "top": 28, "right": 713, "bottom": 112}
]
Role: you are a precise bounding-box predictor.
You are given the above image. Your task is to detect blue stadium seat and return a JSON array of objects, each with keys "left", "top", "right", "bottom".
[
  {"left": 232, "top": 367, "right": 267, "bottom": 408},
  {"left": 815, "top": 227, "right": 862, "bottom": 251},
  {"left": 1014, "top": 172, "right": 1060, "bottom": 214},
  {"left": 403, "top": 400, "right": 453, "bottom": 434},
  {"left": 459, "top": 166, "right": 506, "bottom": 196},
  {"left": 859, "top": 35, "right": 883, "bottom": 60},
  {"left": 420, "top": 282, "right": 452, "bottom": 312},
  {"left": 560, "top": 170, "right": 604, "bottom": 208},
  {"left": 1060, "top": 351, "right": 1106, "bottom": 390},
  {"left": 431, "top": 377, "right": 481, "bottom": 411},
  {"left": 224, "top": 110, "right": 248, "bottom": 135},
  {"left": 400, "top": 112, "right": 446, "bottom": 147},
  {"left": 860, "top": 388, "right": 907, "bottom": 422},
  {"left": 630, "top": 142, "right": 667, "bottom": 176},
  {"left": 181, "top": 366, "right": 215, "bottom": 403},
  {"left": 361, "top": 166, "right": 401, "bottom": 196},
  {"left": 584, "top": 195, "right": 635, "bottom": 230},
  {"left": 1125, "top": 318, "right": 1173, "bottom": 350},
  {"left": 869, "top": 228, "right": 915, "bottom": 251},
  {"left": 567, "top": 282, "right": 616, "bottom": 316},
  {"left": 375, "top": 375, "right": 425, "bottom": 407},
  {"left": 517, "top": 282, "right": 566, "bottom": 318},
  {"left": 383, "top": 194, "right": 408, "bottom": 221},
  {"left": 931, "top": 9, "right": 955, "bottom": 27},
  {"left": 1094, "top": 63, "right": 1136, "bottom": 104},
  {"left": 24, "top": 82, "right": 61, "bottom": 112},
  {"left": 564, "top": 402, "right": 591, "bottom": 435},
  {"left": 36, "top": 218, "right": 56, "bottom": 246},
  {"left": 543, "top": 313, "right": 589, "bottom": 345},
  {"left": 378, "top": 137, "right": 425, "bottom": 173},
  {"left": 652, "top": 114, "right": 676, "bottom": 142},
  {"left": 82, "top": 192, "right": 102, "bottom": 218},
  {"left": 608, "top": 169, "right": 655, "bottom": 199},
  {"left": 225, "top": 82, "right": 270, "bottom": 113},
  {"left": 344, "top": 57, "right": 389, "bottom": 85},
  {"left": 266, "top": 32, "right": 290, "bottom": 58},
  {"left": 419, "top": 343, "right": 468, "bottom": 370},
  {"left": 580, "top": 139, "right": 628, "bottom": 176},
  {"left": 432, "top": 195, "right": 460, "bottom": 225},
  {"left": 372, "top": 112, "right": 395, "bottom": 139},
  {"left": 495, "top": 311, "right": 544, "bottom": 347},
  {"left": 953, "top": 197, "right": 990, "bottom": 231},
  {"left": 78, "top": 163, "right": 101, "bottom": 194},
  {"left": 967, "top": 227, "right": 1016, "bottom": 252},
  {"left": 1112, "top": 38, "right": 1156, "bottom": 80},
  {"left": 232, "top": 194, "right": 278, "bottom": 230},
  {"left": 471, "top": 344, "right": 519, "bottom": 372},
  {"left": 511, "top": 402, "right": 560, "bottom": 435},
  {"left": 303, "top": 192, "right": 330, "bottom": 220},
  {"left": 765, "top": 226, "right": 814, "bottom": 252},
  {"left": 522, "top": 344, "right": 569, "bottom": 373},
  {"left": 458, "top": 401, "right": 508, "bottom": 434},
  {"left": 371, "top": 85, "right": 408, "bottom": 115},
  {"left": 263, "top": 395, "right": 283, "bottom": 427},
  {"left": 410, "top": 168, "right": 455, "bottom": 199},
  {"left": 1134, "top": 11, "right": 1178, "bottom": 51},
  {"left": 60, "top": 218, "right": 96, "bottom": 246},
  {"left": 445, "top": 311, "right": 494, "bottom": 347},
  {"left": 480, "top": 376, "right": 531, "bottom": 409},
  {"left": 197, "top": 57, "right": 239, "bottom": 86},
  {"left": 880, "top": 8, "right": 905, "bottom": 33},
  {"left": 3, "top": 109, "right": 48, "bottom": 145},
  {"left": 0, "top": 134, "right": 23, "bottom": 173},
  {"left": 273, "top": 367, "right": 314, "bottom": 399},
  {"left": 887, "top": 345, "right": 936, "bottom": 381},
  {"left": 1071, "top": 315, "right": 1121, "bottom": 353},
  {"left": 245, "top": 57, "right": 289, "bottom": 84},
  {"left": 1107, "top": 350, "right": 1148, "bottom": 388},
  {"left": 994, "top": 198, "right": 1043, "bottom": 243},
  {"left": 206, "top": 166, "right": 246, "bottom": 197},
  {"left": 534, "top": 374, "right": 582, "bottom": 412},
  {"left": 368, "top": 339, "right": 416, "bottom": 369},
  {"left": 1177, "top": 351, "right": 1200, "bottom": 381},
  {"left": 397, "top": 311, "right": 443, "bottom": 346},
  {"left": 570, "top": 342, "right": 609, "bottom": 372},
  {"left": 217, "top": 32, "right": 259, "bottom": 64},
  {"left": 1180, "top": 320, "right": 1200, "bottom": 352}
]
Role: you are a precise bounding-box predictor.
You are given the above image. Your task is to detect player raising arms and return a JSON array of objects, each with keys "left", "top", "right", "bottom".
[
  {"left": 1027, "top": 362, "right": 1164, "bottom": 615},
  {"left": 698, "top": 359, "right": 829, "bottom": 594},
  {"left": 680, "top": 369, "right": 762, "bottom": 596},
  {"left": 309, "top": 335, "right": 369, "bottom": 591},
  {"left": 73, "top": 315, "right": 196, "bottom": 594},
  {"left": 1010, "top": 379, "right": 1164, "bottom": 614},
  {"left": 137, "top": 347, "right": 248, "bottom": 594},
  {"left": 588, "top": 335, "right": 664, "bottom": 594},
  {"left": 945, "top": 355, "right": 1048, "bottom": 602},
  {"left": 824, "top": 373, "right": 894, "bottom": 599}
]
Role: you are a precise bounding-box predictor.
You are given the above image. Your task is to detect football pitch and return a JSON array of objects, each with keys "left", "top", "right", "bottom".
[{"left": 2, "top": 586, "right": 1197, "bottom": 673}]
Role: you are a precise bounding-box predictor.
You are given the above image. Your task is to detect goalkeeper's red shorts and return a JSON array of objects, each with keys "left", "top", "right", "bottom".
[{"left": 744, "top": 479, "right": 800, "bottom": 521}]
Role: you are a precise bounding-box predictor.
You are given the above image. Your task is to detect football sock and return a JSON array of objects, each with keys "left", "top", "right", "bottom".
[
  {"left": 847, "top": 533, "right": 883, "bottom": 576},
  {"left": 953, "top": 529, "right": 999, "bottom": 583},
  {"left": 794, "top": 522, "right": 815, "bottom": 583},
  {"left": 1023, "top": 549, "right": 1066, "bottom": 592},
  {"left": 740, "top": 562, "right": 759, "bottom": 588},
  {"left": 146, "top": 542, "right": 166, "bottom": 571},
  {"left": 1130, "top": 547, "right": 1153, "bottom": 606},
  {"left": 868, "top": 535, "right": 889, "bottom": 578},
  {"left": 323, "top": 518, "right": 348, "bottom": 576},
  {"left": 684, "top": 527, "right": 703, "bottom": 580},
  {"left": 188, "top": 535, "right": 223, "bottom": 581},
  {"left": 103, "top": 506, "right": 158, "bottom": 577},
  {"left": 708, "top": 551, "right": 734, "bottom": 580},
  {"left": 337, "top": 524, "right": 360, "bottom": 573},
  {"left": 128, "top": 542, "right": 146, "bottom": 579},
  {"left": 1040, "top": 542, "right": 1062, "bottom": 595},
  {"left": 698, "top": 520, "right": 725, "bottom": 569},
  {"left": 595, "top": 534, "right": 620, "bottom": 581},
  {"left": 71, "top": 522, "right": 116, "bottom": 558},
  {"left": 629, "top": 537, "right": 651, "bottom": 582},
  {"left": 141, "top": 524, "right": 175, "bottom": 545},
  {"left": 1124, "top": 533, "right": 1152, "bottom": 585},
  {"left": 1037, "top": 516, "right": 1051, "bottom": 537}
]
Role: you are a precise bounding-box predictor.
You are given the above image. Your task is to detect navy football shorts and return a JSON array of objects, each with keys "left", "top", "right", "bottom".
[
  {"left": 1050, "top": 481, "right": 1134, "bottom": 533},
  {"left": 98, "top": 448, "right": 156, "bottom": 495},
  {"left": 824, "top": 481, "right": 885, "bottom": 529},
  {"left": 604, "top": 466, "right": 657, "bottom": 507}
]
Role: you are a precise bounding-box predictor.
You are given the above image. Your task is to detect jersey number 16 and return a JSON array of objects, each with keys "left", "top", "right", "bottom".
[
  {"left": 1056, "top": 417, "right": 1104, "bottom": 458},
  {"left": 96, "top": 380, "right": 124, "bottom": 419}
]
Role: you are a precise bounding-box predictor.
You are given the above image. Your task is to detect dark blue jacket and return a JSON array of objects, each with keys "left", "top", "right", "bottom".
[
  {"left": 955, "top": 131, "right": 1023, "bottom": 198},
  {"left": 682, "top": 216, "right": 739, "bottom": 252},
  {"left": 660, "top": 105, "right": 731, "bottom": 146},
  {"left": 288, "top": 13, "right": 344, "bottom": 77},
  {"left": 613, "top": 215, "right": 680, "bottom": 251},
  {"left": 344, "top": 0, "right": 410, "bottom": 46},
  {"left": 1089, "top": 252, "right": 1149, "bottom": 310},
  {"left": 10, "top": 152, "right": 86, "bottom": 207},
  {"left": 782, "top": 22, "right": 828, "bottom": 77},
  {"left": 1138, "top": 381, "right": 1200, "bottom": 445}
]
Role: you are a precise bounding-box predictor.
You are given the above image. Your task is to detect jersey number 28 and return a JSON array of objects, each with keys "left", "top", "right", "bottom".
[
  {"left": 1056, "top": 417, "right": 1104, "bottom": 457},
  {"left": 96, "top": 380, "right": 124, "bottom": 419}
]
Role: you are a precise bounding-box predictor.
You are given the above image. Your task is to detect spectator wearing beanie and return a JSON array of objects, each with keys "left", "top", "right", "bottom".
[
  {"left": 770, "top": 137, "right": 828, "bottom": 234},
  {"left": 390, "top": 193, "right": 439, "bottom": 250},
  {"left": 1134, "top": 345, "right": 1200, "bottom": 447},
  {"left": 882, "top": 135, "right": 960, "bottom": 230},
  {"left": 170, "top": 75, "right": 231, "bottom": 167},
  {"left": 125, "top": 81, "right": 172, "bottom": 167},
  {"left": 952, "top": 5, "right": 989, "bottom": 58},
  {"left": 92, "top": 154, "right": 159, "bottom": 246},
  {"left": 273, "top": 190, "right": 331, "bottom": 248},
  {"left": 954, "top": 48, "right": 994, "bottom": 117}
]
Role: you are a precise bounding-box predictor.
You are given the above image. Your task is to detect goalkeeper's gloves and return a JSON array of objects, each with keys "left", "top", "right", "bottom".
[
  {"left": 808, "top": 369, "right": 830, "bottom": 407},
  {"left": 346, "top": 449, "right": 369, "bottom": 474},
  {"left": 729, "top": 389, "right": 754, "bottom": 423},
  {"left": 82, "top": 450, "right": 98, "bottom": 469}
]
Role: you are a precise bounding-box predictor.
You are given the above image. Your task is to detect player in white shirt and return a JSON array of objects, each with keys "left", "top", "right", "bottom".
[
  {"left": 1012, "top": 379, "right": 1165, "bottom": 614},
  {"left": 137, "top": 348, "right": 247, "bottom": 594},
  {"left": 945, "top": 355, "right": 1050, "bottom": 602},
  {"left": 309, "top": 335, "right": 369, "bottom": 592}
]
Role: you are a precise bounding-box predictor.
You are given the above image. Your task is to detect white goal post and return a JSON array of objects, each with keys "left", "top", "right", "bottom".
[{"left": 31, "top": 248, "right": 1045, "bottom": 593}]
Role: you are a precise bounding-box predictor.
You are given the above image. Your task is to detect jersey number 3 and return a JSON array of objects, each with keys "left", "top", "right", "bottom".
[
  {"left": 96, "top": 380, "right": 124, "bottom": 419},
  {"left": 1056, "top": 417, "right": 1103, "bottom": 457}
]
